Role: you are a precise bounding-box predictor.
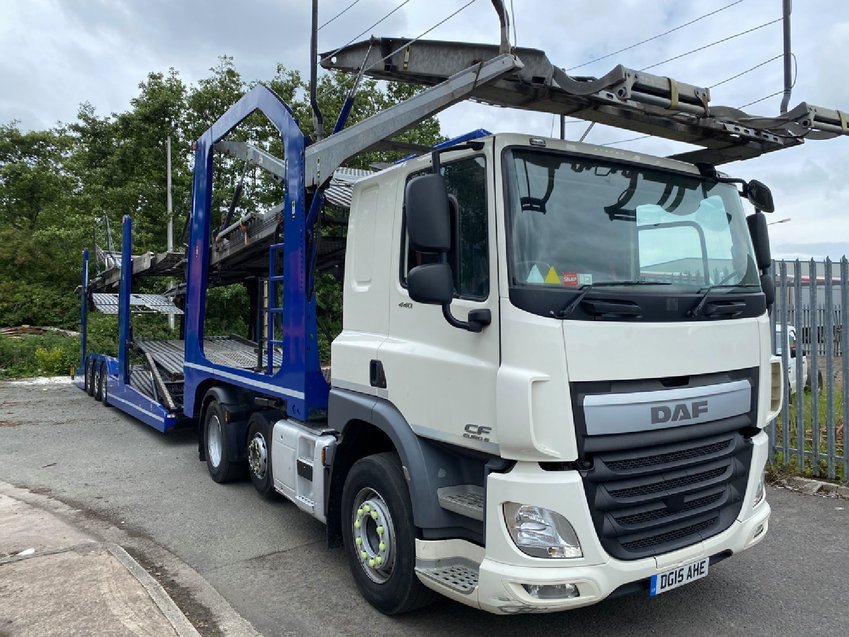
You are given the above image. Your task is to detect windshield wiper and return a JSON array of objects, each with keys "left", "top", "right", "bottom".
[
  {"left": 551, "top": 281, "right": 668, "bottom": 318},
  {"left": 688, "top": 283, "right": 759, "bottom": 318}
]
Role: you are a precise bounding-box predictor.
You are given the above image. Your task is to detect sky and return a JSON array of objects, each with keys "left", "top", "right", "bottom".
[{"left": 1, "top": 0, "right": 847, "bottom": 260}]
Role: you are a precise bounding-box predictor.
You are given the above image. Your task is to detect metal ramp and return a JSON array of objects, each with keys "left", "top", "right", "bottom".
[
  {"left": 135, "top": 336, "right": 283, "bottom": 378},
  {"left": 88, "top": 165, "right": 369, "bottom": 293},
  {"left": 322, "top": 38, "right": 848, "bottom": 166},
  {"left": 130, "top": 336, "right": 284, "bottom": 409},
  {"left": 90, "top": 250, "right": 185, "bottom": 293},
  {"left": 91, "top": 293, "right": 182, "bottom": 315}
]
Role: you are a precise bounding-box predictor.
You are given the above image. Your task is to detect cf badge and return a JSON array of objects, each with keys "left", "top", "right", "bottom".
[{"left": 463, "top": 424, "right": 492, "bottom": 442}]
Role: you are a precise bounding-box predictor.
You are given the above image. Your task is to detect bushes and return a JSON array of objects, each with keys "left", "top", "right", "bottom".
[
  {"left": 0, "top": 314, "right": 124, "bottom": 378},
  {"left": 0, "top": 333, "right": 80, "bottom": 378},
  {"left": 0, "top": 282, "right": 80, "bottom": 329}
]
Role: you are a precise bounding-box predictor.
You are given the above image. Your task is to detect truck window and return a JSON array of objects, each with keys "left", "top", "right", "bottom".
[{"left": 402, "top": 155, "right": 489, "bottom": 301}]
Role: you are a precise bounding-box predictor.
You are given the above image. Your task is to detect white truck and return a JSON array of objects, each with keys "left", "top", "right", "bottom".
[
  {"left": 78, "top": 14, "right": 848, "bottom": 616},
  {"left": 325, "top": 132, "right": 779, "bottom": 613}
]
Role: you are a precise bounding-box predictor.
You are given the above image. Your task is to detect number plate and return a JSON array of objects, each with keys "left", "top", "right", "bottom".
[{"left": 650, "top": 557, "right": 709, "bottom": 596}]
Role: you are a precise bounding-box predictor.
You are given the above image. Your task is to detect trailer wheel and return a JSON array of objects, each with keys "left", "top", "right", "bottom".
[
  {"left": 93, "top": 362, "right": 103, "bottom": 401},
  {"left": 99, "top": 363, "right": 109, "bottom": 406},
  {"left": 204, "top": 400, "right": 240, "bottom": 483},
  {"left": 83, "top": 359, "right": 91, "bottom": 394},
  {"left": 247, "top": 414, "right": 276, "bottom": 498},
  {"left": 86, "top": 358, "right": 96, "bottom": 397},
  {"left": 341, "top": 453, "right": 434, "bottom": 614}
]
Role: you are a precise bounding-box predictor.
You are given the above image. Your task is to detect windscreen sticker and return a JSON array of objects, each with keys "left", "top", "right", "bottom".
[
  {"left": 526, "top": 265, "right": 545, "bottom": 284},
  {"left": 525, "top": 266, "right": 592, "bottom": 287},
  {"left": 562, "top": 272, "right": 592, "bottom": 287}
]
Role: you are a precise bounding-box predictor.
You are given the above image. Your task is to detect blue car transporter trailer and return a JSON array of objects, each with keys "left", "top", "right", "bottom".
[
  {"left": 75, "top": 49, "right": 524, "bottom": 435},
  {"left": 76, "top": 90, "right": 339, "bottom": 432}
]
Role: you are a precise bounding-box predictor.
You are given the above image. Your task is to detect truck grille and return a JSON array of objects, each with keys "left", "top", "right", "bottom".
[{"left": 581, "top": 431, "right": 752, "bottom": 560}]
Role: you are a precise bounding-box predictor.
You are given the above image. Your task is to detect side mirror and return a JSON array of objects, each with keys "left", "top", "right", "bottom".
[
  {"left": 745, "top": 180, "right": 775, "bottom": 213},
  {"left": 747, "top": 212, "right": 772, "bottom": 271},
  {"left": 405, "top": 174, "right": 451, "bottom": 252},
  {"left": 404, "top": 170, "right": 490, "bottom": 333},
  {"left": 408, "top": 263, "right": 454, "bottom": 305}
]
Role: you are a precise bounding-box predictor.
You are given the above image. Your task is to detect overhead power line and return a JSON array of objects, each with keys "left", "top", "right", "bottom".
[
  {"left": 600, "top": 135, "right": 651, "bottom": 147},
  {"left": 549, "top": 115, "right": 588, "bottom": 134},
  {"left": 319, "top": 0, "right": 362, "bottom": 30},
  {"left": 709, "top": 54, "right": 782, "bottom": 89},
  {"left": 566, "top": 0, "right": 746, "bottom": 72},
  {"left": 321, "top": 0, "right": 412, "bottom": 63},
  {"left": 639, "top": 17, "right": 782, "bottom": 72},
  {"left": 738, "top": 90, "right": 783, "bottom": 109},
  {"left": 736, "top": 52, "right": 797, "bottom": 109}
]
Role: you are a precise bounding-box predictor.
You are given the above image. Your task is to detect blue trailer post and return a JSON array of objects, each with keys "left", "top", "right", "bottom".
[
  {"left": 77, "top": 248, "right": 89, "bottom": 385},
  {"left": 117, "top": 215, "right": 132, "bottom": 385},
  {"left": 182, "top": 85, "right": 329, "bottom": 422}
]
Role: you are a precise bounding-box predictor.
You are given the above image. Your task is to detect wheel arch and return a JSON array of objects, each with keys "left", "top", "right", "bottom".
[
  {"left": 196, "top": 383, "right": 253, "bottom": 462},
  {"left": 326, "top": 388, "right": 488, "bottom": 547}
]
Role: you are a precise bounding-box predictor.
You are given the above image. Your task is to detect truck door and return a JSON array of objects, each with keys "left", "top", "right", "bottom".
[{"left": 380, "top": 154, "right": 501, "bottom": 453}]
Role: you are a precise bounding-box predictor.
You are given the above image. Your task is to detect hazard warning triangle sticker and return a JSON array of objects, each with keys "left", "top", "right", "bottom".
[{"left": 526, "top": 265, "right": 544, "bottom": 284}]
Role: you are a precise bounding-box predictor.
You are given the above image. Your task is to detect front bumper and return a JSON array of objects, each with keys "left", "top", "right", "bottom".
[{"left": 415, "top": 431, "right": 771, "bottom": 614}]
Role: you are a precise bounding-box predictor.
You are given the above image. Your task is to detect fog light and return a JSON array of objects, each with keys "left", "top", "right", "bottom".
[
  {"left": 522, "top": 583, "right": 580, "bottom": 600},
  {"left": 753, "top": 523, "right": 765, "bottom": 539},
  {"left": 753, "top": 470, "right": 766, "bottom": 508},
  {"left": 503, "top": 502, "right": 582, "bottom": 559}
]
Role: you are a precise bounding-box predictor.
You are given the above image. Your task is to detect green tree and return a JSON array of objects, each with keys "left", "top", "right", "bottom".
[
  {"left": 0, "top": 122, "right": 75, "bottom": 231},
  {"left": 0, "top": 57, "right": 445, "bottom": 333}
]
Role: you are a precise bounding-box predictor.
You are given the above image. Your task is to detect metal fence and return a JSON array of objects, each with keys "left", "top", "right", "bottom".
[{"left": 769, "top": 257, "right": 849, "bottom": 481}]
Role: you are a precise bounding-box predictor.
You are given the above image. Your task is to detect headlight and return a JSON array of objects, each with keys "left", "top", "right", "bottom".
[
  {"left": 503, "top": 502, "right": 582, "bottom": 559},
  {"left": 753, "top": 470, "right": 766, "bottom": 508}
]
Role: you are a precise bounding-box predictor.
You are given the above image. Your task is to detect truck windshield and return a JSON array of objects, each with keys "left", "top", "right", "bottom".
[{"left": 504, "top": 148, "right": 761, "bottom": 320}]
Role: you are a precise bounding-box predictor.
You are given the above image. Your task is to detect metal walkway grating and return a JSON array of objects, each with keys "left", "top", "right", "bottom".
[{"left": 135, "top": 336, "right": 282, "bottom": 378}]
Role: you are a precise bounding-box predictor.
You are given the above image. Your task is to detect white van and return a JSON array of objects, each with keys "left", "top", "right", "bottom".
[{"left": 775, "top": 324, "right": 808, "bottom": 396}]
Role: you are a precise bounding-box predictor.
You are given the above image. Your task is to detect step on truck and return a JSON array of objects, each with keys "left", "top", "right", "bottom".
[{"left": 75, "top": 6, "right": 849, "bottom": 615}]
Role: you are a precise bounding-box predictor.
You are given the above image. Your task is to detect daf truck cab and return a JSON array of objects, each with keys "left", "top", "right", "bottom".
[{"left": 329, "top": 133, "right": 780, "bottom": 613}]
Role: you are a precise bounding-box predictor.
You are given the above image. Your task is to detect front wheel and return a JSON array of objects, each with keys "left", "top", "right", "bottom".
[
  {"left": 341, "top": 453, "right": 435, "bottom": 614},
  {"left": 204, "top": 400, "right": 242, "bottom": 483}
]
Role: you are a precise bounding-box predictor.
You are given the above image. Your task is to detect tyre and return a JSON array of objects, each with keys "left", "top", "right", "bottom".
[
  {"left": 83, "top": 358, "right": 91, "bottom": 394},
  {"left": 341, "top": 452, "right": 435, "bottom": 614},
  {"left": 86, "top": 358, "right": 96, "bottom": 397},
  {"left": 247, "top": 413, "right": 276, "bottom": 498},
  {"left": 204, "top": 400, "right": 242, "bottom": 483},
  {"left": 99, "top": 363, "right": 109, "bottom": 406},
  {"left": 805, "top": 368, "right": 824, "bottom": 396},
  {"left": 93, "top": 362, "right": 103, "bottom": 401}
]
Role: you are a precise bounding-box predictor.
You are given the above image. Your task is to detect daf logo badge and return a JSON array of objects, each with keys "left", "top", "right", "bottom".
[{"left": 651, "top": 401, "right": 708, "bottom": 424}]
